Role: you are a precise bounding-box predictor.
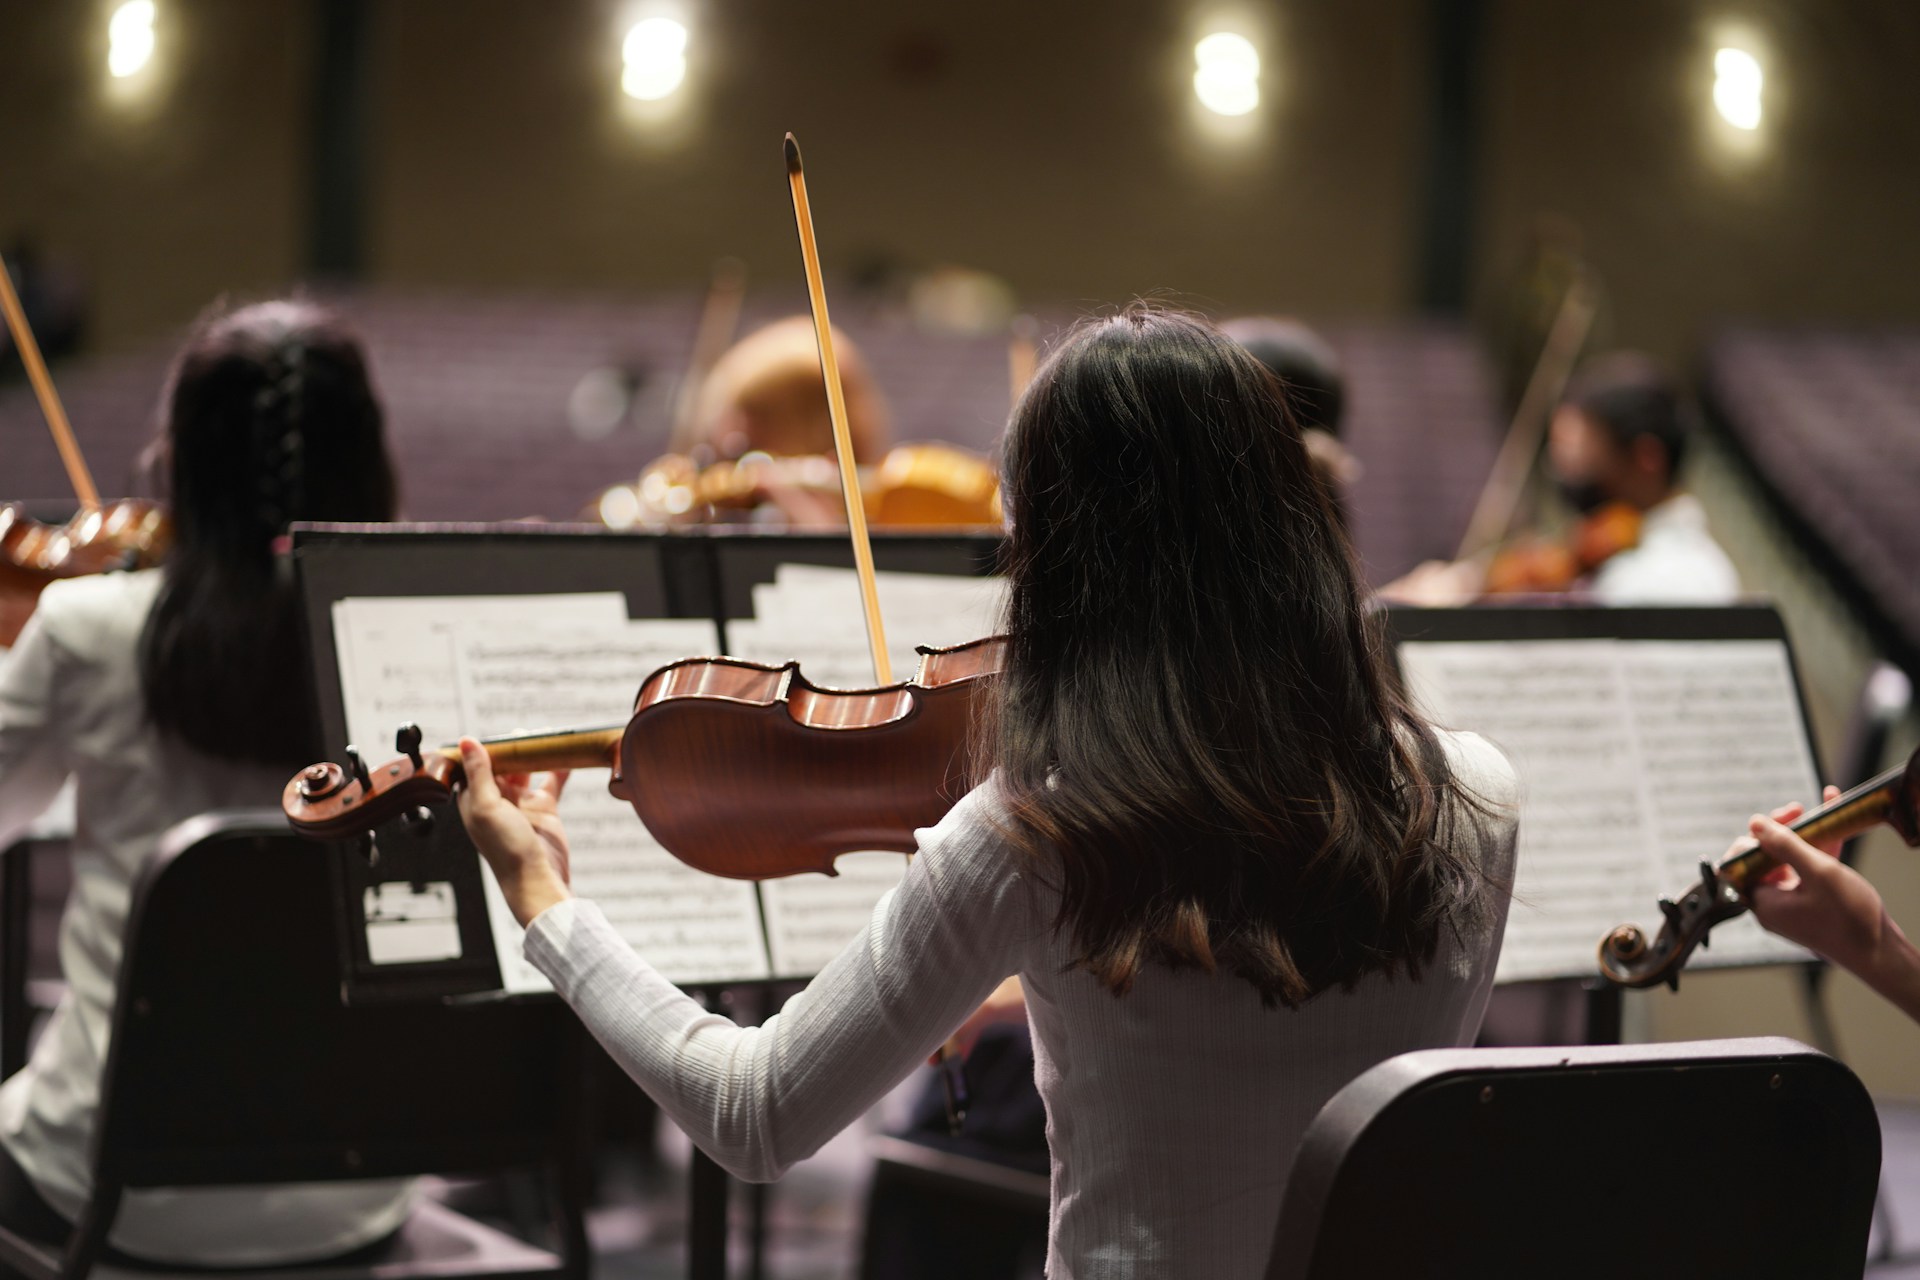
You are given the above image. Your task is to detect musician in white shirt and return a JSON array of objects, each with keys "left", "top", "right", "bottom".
[{"left": 0, "top": 301, "right": 413, "bottom": 1265}]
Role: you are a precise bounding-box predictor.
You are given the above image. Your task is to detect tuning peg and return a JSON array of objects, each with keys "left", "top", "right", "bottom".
[
  {"left": 358, "top": 831, "right": 378, "bottom": 868},
  {"left": 1698, "top": 860, "right": 1721, "bottom": 892},
  {"left": 1699, "top": 933, "right": 1711, "bottom": 950},
  {"left": 1665, "top": 972, "right": 1680, "bottom": 993},
  {"left": 1659, "top": 897, "right": 1684, "bottom": 929},
  {"left": 401, "top": 804, "right": 435, "bottom": 836},
  {"left": 344, "top": 745, "right": 371, "bottom": 791},
  {"left": 395, "top": 723, "right": 424, "bottom": 770}
]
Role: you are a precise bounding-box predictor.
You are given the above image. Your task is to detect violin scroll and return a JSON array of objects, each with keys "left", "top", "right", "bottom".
[
  {"left": 1597, "top": 859, "right": 1749, "bottom": 990},
  {"left": 283, "top": 724, "right": 467, "bottom": 841}
]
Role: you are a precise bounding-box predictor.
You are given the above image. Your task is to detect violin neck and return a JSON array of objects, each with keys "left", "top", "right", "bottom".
[
  {"left": 1793, "top": 766, "right": 1907, "bottom": 848},
  {"left": 1719, "top": 760, "right": 1910, "bottom": 892},
  {"left": 447, "top": 725, "right": 626, "bottom": 773}
]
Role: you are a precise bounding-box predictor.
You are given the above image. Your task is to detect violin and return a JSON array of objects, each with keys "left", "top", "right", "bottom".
[
  {"left": 283, "top": 637, "right": 1003, "bottom": 878},
  {"left": 1481, "top": 502, "right": 1641, "bottom": 595},
  {"left": 1598, "top": 743, "right": 1920, "bottom": 990},
  {"left": 0, "top": 260, "right": 170, "bottom": 647},
  {"left": 0, "top": 501, "right": 171, "bottom": 643},
  {"left": 596, "top": 442, "right": 1002, "bottom": 530}
]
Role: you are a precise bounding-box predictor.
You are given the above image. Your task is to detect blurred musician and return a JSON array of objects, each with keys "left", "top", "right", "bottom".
[
  {"left": 691, "top": 314, "right": 891, "bottom": 466},
  {"left": 0, "top": 301, "right": 413, "bottom": 1265},
  {"left": 606, "top": 315, "right": 894, "bottom": 528},
  {"left": 1222, "top": 315, "right": 1358, "bottom": 528},
  {"left": 1385, "top": 352, "right": 1740, "bottom": 605}
]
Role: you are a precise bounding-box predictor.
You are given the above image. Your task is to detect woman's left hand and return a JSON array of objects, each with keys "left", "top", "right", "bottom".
[{"left": 454, "top": 737, "right": 573, "bottom": 927}]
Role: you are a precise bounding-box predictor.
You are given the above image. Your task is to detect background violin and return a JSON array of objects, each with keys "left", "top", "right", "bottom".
[
  {"left": 283, "top": 637, "right": 1003, "bottom": 881},
  {"left": 596, "top": 442, "right": 1002, "bottom": 530},
  {"left": 1480, "top": 501, "right": 1641, "bottom": 595},
  {"left": 0, "top": 257, "right": 170, "bottom": 647},
  {"left": 0, "top": 500, "right": 171, "bottom": 646}
]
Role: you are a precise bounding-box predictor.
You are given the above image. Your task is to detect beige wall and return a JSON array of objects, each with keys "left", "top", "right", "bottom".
[
  {"left": 0, "top": 0, "right": 308, "bottom": 349},
  {"left": 364, "top": 0, "right": 1424, "bottom": 318},
  {"left": 1475, "top": 0, "right": 1920, "bottom": 361},
  {"left": 7, "top": 2, "right": 1919, "bottom": 358}
]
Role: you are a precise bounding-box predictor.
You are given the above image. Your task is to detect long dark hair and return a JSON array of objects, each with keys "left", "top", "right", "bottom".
[
  {"left": 140, "top": 300, "right": 396, "bottom": 767},
  {"left": 993, "top": 304, "right": 1489, "bottom": 1008}
]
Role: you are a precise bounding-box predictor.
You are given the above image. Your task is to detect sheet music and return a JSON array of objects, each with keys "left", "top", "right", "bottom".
[
  {"left": 330, "top": 593, "right": 628, "bottom": 751},
  {"left": 1398, "top": 638, "right": 1814, "bottom": 983},
  {"left": 1622, "top": 641, "right": 1814, "bottom": 967},
  {"left": 729, "top": 563, "right": 1005, "bottom": 686},
  {"left": 452, "top": 619, "right": 771, "bottom": 993},
  {"left": 760, "top": 851, "right": 909, "bottom": 978}
]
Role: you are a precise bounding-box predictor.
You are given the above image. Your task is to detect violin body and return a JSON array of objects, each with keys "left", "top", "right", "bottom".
[
  {"left": 1482, "top": 502, "right": 1641, "bottom": 595},
  {"left": 613, "top": 635, "right": 1000, "bottom": 877},
  {"left": 283, "top": 636, "right": 1005, "bottom": 881},
  {"left": 0, "top": 500, "right": 171, "bottom": 645}
]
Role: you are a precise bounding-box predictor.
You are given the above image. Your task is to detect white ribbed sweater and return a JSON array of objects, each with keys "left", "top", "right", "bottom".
[{"left": 525, "top": 731, "right": 1518, "bottom": 1279}]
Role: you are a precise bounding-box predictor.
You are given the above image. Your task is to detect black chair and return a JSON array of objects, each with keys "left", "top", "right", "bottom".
[
  {"left": 858, "top": 1136, "right": 1048, "bottom": 1280},
  {"left": 1, "top": 836, "right": 71, "bottom": 1079},
  {"left": 0, "top": 810, "right": 591, "bottom": 1280},
  {"left": 1268, "top": 1038, "right": 1881, "bottom": 1280}
]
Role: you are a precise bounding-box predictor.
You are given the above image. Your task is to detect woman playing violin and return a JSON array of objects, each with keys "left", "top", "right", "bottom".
[
  {"left": 0, "top": 300, "right": 414, "bottom": 1265},
  {"left": 461, "top": 303, "right": 1520, "bottom": 1277}
]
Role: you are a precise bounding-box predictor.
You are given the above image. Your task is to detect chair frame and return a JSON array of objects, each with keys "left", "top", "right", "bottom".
[{"left": 1268, "top": 1037, "right": 1881, "bottom": 1280}]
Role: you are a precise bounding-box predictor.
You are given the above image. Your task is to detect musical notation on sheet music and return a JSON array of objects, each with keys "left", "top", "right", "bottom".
[{"left": 1398, "top": 638, "right": 1813, "bottom": 983}]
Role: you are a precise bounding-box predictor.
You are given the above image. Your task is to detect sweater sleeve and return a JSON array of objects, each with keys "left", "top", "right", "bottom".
[
  {"left": 0, "top": 610, "right": 73, "bottom": 847},
  {"left": 523, "top": 782, "right": 1037, "bottom": 1182}
]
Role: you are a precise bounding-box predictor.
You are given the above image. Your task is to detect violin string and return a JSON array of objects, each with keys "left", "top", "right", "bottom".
[{"left": 0, "top": 256, "right": 100, "bottom": 508}]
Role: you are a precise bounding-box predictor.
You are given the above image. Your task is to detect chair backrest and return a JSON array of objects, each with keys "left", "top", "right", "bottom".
[
  {"left": 1267, "top": 1038, "right": 1881, "bottom": 1280},
  {"left": 91, "top": 810, "right": 585, "bottom": 1192}
]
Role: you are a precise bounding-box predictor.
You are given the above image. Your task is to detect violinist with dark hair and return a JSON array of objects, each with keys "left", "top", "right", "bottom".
[
  {"left": 0, "top": 300, "right": 414, "bottom": 1265},
  {"left": 1385, "top": 351, "right": 1741, "bottom": 605},
  {"left": 459, "top": 303, "right": 1520, "bottom": 1276}
]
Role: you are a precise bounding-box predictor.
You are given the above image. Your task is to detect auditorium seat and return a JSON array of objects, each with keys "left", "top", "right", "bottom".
[{"left": 1704, "top": 326, "right": 1920, "bottom": 676}]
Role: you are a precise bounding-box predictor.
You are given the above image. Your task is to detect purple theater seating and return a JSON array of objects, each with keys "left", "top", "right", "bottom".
[
  {"left": 1704, "top": 327, "right": 1920, "bottom": 672},
  {"left": 0, "top": 289, "right": 1499, "bottom": 585}
]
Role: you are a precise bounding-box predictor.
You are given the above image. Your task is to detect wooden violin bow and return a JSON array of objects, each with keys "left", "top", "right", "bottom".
[
  {"left": 0, "top": 256, "right": 100, "bottom": 509},
  {"left": 1454, "top": 268, "right": 1596, "bottom": 563},
  {"left": 784, "top": 132, "right": 894, "bottom": 683},
  {"left": 666, "top": 255, "right": 748, "bottom": 455}
]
